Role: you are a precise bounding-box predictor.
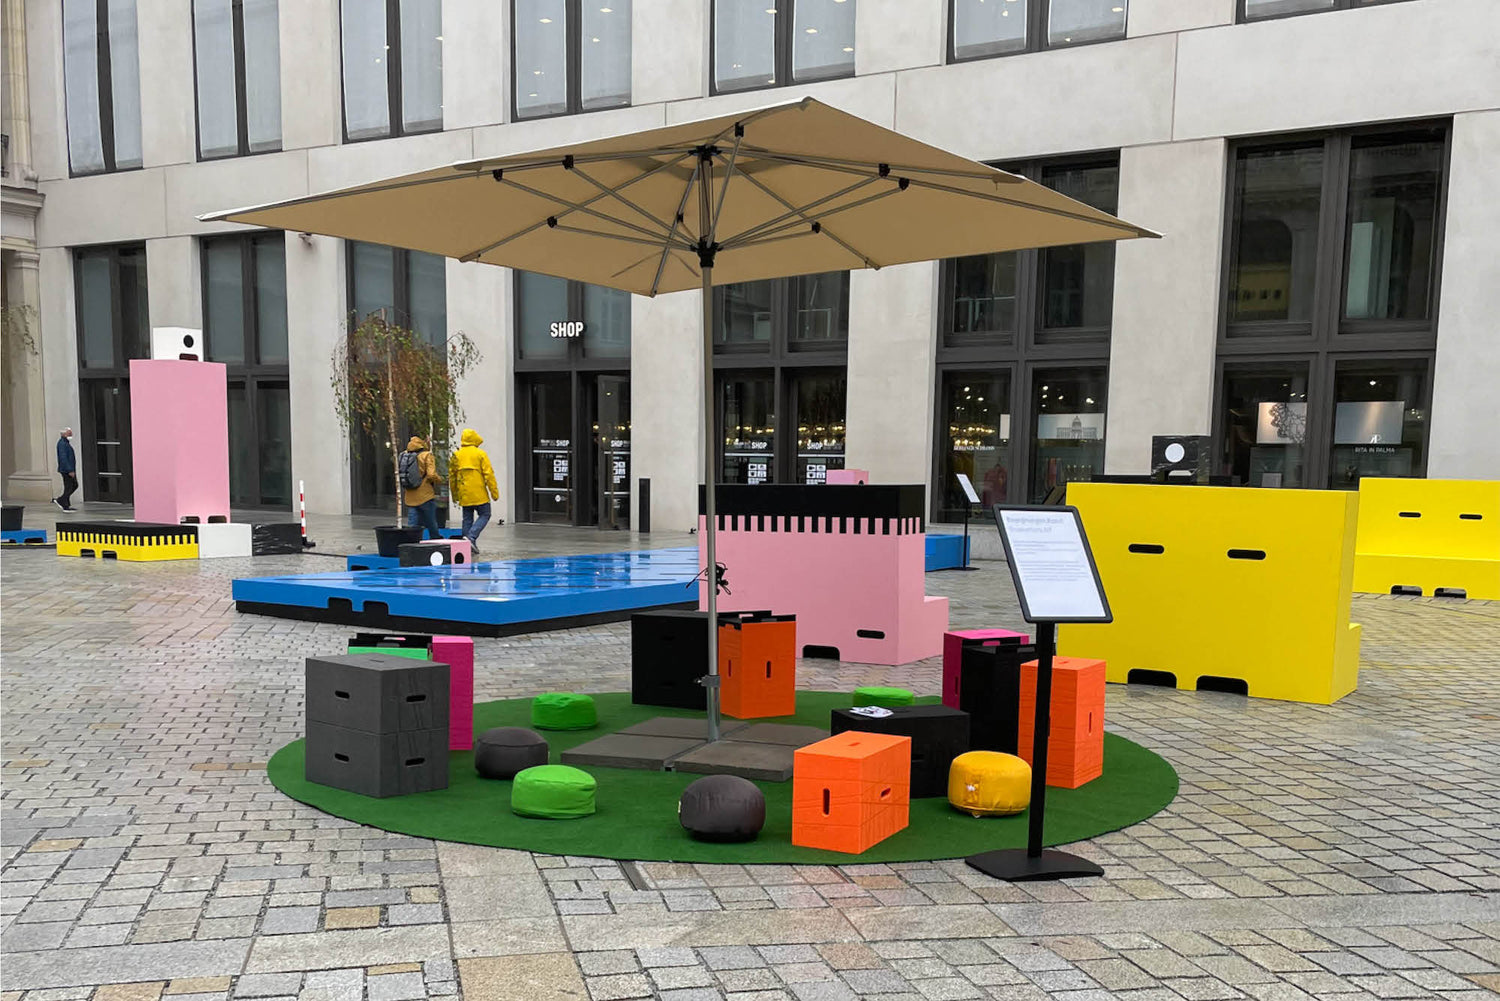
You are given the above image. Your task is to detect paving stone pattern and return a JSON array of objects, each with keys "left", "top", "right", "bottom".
[{"left": 2, "top": 506, "right": 1498, "bottom": 999}]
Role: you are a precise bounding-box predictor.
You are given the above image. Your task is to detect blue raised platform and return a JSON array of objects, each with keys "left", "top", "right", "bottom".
[
  {"left": 235, "top": 548, "right": 702, "bottom": 636},
  {"left": 2, "top": 529, "right": 48, "bottom": 545},
  {"left": 347, "top": 554, "right": 400, "bottom": 571},
  {"left": 925, "top": 533, "right": 969, "bottom": 570}
]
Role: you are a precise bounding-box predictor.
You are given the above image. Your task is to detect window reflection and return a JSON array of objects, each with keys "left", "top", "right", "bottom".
[
  {"left": 1228, "top": 146, "right": 1323, "bottom": 326},
  {"left": 1221, "top": 365, "right": 1309, "bottom": 488},
  {"left": 1342, "top": 136, "right": 1442, "bottom": 321},
  {"left": 1330, "top": 360, "right": 1427, "bottom": 487},
  {"left": 1030, "top": 369, "right": 1106, "bottom": 502},
  {"left": 940, "top": 372, "right": 1011, "bottom": 520}
]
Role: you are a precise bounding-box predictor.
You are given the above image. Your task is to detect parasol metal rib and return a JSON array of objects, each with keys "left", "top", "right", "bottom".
[
  {"left": 493, "top": 172, "right": 680, "bottom": 244},
  {"left": 732, "top": 145, "right": 1025, "bottom": 184},
  {"left": 650, "top": 166, "right": 700, "bottom": 296},
  {"left": 725, "top": 184, "right": 905, "bottom": 250},
  {"left": 548, "top": 222, "right": 699, "bottom": 251},
  {"left": 705, "top": 131, "right": 743, "bottom": 247},
  {"left": 716, "top": 173, "right": 882, "bottom": 247},
  {"left": 568, "top": 162, "right": 684, "bottom": 241},
  {"left": 451, "top": 146, "right": 702, "bottom": 175},
  {"left": 724, "top": 169, "right": 885, "bottom": 269}
]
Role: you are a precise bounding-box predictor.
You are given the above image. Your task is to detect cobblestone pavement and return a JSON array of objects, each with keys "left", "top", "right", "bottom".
[{"left": 2, "top": 506, "right": 1498, "bottom": 1000}]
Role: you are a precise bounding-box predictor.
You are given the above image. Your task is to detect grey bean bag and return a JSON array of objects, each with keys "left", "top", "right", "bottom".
[
  {"left": 475, "top": 727, "right": 549, "bottom": 780},
  {"left": 678, "top": 774, "right": 766, "bottom": 842}
]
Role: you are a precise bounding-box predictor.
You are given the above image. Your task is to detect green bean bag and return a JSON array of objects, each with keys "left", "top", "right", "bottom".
[
  {"left": 853, "top": 686, "right": 915, "bottom": 708},
  {"left": 531, "top": 692, "right": 597, "bottom": 731},
  {"left": 511, "top": 764, "right": 597, "bottom": 819}
]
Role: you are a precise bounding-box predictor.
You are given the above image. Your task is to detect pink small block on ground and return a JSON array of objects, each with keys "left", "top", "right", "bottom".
[
  {"left": 826, "top": 469, "right": 869, "bottom": 485},
  {"left": 943, "top": 629, "right": 1030, "bottom": 708},
  {"left": 430, "top": 635, "right": 475, "bottom": 750},
  {"left": 128, "top": 359, "right": 230, "bottom": 525},
  {"left": 419, "top": 538, "right": 472, "bottom": 566}
]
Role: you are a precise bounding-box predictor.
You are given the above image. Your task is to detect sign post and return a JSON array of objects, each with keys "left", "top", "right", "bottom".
[
  {"left": 954, "top": 473, "right": 982, "bottom": 570},
  {"left": 965, "top": 504, "right": 1111, "bottom": 882}
]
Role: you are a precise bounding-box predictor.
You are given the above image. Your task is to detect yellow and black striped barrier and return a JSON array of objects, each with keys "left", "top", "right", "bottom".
[{"left": 56, "top": 522, "right": 199, "bottom": 562}]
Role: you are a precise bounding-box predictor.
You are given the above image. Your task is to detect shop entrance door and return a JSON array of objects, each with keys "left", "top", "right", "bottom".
[
  {"left": 81, "top": 379, "right": 132, "bottom": 503},
  {"left": 594, "top": 375, "right": 631, "bottom": 529}
]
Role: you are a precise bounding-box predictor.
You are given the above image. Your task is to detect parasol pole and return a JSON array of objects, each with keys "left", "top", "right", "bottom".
[{"left": 698, "top": 148, "right": 722, "bottom": 744}]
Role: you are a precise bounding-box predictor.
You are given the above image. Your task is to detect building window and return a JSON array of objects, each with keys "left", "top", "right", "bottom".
[
  {"left": 340, "top": 0, "right": 443, "bottom": 142},
  {"left": 62, "top": 0, "right": 142, "bottom": 175},
  {"left": 1215, "top": 124, "right": 1445, "bottom": 488},
  {"left": 202, "top": 233, "right": 292, "bottom": 508},
  {"left": 933, "top": 155, "right": 1118, "bottom": 516},
  {"left": 1240, "top": 0, "right": 1411, "bottom": 23},
  {"left": 513, "top": 272, "right": 632, "bottom": 527},
  {"left": 74, "top": 244, "right": 148, "bottom": 503},
  {"left": 513, "top": 0, "right": 631, "bottom": 120},
  {"left": 949, "top": 0, "right": 1126, "bottom": 63},
  {"left": 712, "top": 273, "right": 848, "bottom": 484},
  {"left": 712, "top": 0, "right": 856, "bottom": 95},
  {"left": 346, "top": 241, "right": 448, "bottom": 510},
  {"left": 192, "top": 0, "right": 282, "bottom": 160}
]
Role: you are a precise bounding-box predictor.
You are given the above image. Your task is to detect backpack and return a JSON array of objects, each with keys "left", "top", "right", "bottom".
[{"left": 399, "top": 450, "right": 424, "bottom": 490}]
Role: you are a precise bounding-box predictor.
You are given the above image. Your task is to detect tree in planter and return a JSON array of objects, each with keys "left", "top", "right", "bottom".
[{"left": 330, "top": 310, "right": 480, "bottom": 525}]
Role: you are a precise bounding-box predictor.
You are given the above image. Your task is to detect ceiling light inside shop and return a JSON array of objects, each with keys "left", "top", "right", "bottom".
[
  {"left": 601, "top": 6, "right": 613, "bottom": 11},
  {"left": 842, "top": 45, "right": 853, "bottom": 51},
  {"left": 806, "top": 27, "right": 818, "bottom": 33},
  {"left": 592, "top": 36, "right": 600, "bottom": 41},
  {"left": 539, "top": 17, "right": 552, "bottom": 23}
]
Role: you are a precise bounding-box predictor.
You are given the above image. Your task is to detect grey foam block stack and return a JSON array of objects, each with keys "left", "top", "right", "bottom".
[{"left": 304, "top": 653, "right": 450, "bottom": 797}]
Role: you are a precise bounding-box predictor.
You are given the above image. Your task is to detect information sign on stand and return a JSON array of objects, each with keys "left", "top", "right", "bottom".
[
  {"left": 966, "top": 505, "right": 1111, "bottom": 882},
  {"left": 951, "top": 474, "right": 982, "bottom": 571}
]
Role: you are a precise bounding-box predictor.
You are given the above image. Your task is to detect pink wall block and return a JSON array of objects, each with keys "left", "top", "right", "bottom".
[
  {"left": 128, "top": 360, "right": 230, "bottom": 525},
  {"left": 699, "top": 514, "right": 949, "bottom": 666},
  {"left": 430, "top": 635, "right": 475, "bottom": 751},
  {"left": 942, "top": 629, "right": 1030, "bottom": 708},
  {"left": 826, "top": 469, "right": 869, "bottom": 485}
]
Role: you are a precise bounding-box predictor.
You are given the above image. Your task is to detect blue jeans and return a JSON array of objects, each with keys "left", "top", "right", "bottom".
[
  {"left": 406, "top": 498, "right": 442, "bottom": 540},
  {"left": 462, "top": 503, "right": 492, "bottom": 547}
]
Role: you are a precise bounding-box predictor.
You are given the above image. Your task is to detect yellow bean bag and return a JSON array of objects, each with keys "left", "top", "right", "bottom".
[{"left": 948, "top": 751, "right": 1031, "bottom": 817}]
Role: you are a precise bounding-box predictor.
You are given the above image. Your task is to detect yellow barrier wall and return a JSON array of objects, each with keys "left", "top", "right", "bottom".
[
  {"left": 1058, "top": 483, "right": 1361, "bottom": 705},
  {"left": 56, "top": 529, "right": 199, "bottom": 562},
  {"left": 1353, "top": 478, "right": 1500, "bottom": 600}
]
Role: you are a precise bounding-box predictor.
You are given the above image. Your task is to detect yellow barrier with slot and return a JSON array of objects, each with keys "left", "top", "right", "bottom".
[
  {"left": 1058, "top": 483, "right": 1360, "bottom": 705},
  {"left": 1353, "top": 478, "right": 1500, "bottom": 600},
  {"left": 56, "top": 527, "right": 199, "bottom": 562}
]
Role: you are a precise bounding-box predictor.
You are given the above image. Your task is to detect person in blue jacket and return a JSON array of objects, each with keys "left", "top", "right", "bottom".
[{"left": 55, "top": 427, "right": 77, "bottom": 511}]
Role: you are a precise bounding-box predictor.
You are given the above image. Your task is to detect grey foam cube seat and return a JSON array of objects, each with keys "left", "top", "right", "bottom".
[
  {"left": 304, "top": 722, "right": 448, "bottom": 798},
  {"left": 305, "top": 653, "right": 449, "bottom": 733},
  {"left": 678, "top": 774, "right": 766, "bottom": 843},
  {"left": 475, "top": 727, "right": 550, "bottom": 780}
]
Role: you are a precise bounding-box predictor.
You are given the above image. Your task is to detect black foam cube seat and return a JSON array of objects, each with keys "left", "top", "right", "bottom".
[
  {"left": 252, "top": 522, "right": 303, "bottom": 555},
  {"left": 304, "top": 722, "right": 448, "bottom": 798},
  {"left": 475, "top": 727, "right": 550, "bottom": 780},
  {"left": 398, "top": 541, "right": 470, "bottom": 567},
  {"left": 630, "top": 610, "right": 770, "bottom": 710},
  {"left": 830, "top": 704, "right": 971, "bottom": 798},
  {"left": 959, "top": 642, "right": 1036, "bottom": 755},
  {"left": 678, "top": 774, "right": 766, "bottom": 842},
  {"left": 306, "top": 653, "right": 449, "bottom": 733},
  {"left": 305, "top": 653, "right": 450, "bottom": 798}
]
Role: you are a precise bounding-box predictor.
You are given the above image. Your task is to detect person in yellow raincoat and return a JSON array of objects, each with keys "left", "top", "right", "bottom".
[{"left": 449, "top": 428, "right": 499, "bottom": 553}]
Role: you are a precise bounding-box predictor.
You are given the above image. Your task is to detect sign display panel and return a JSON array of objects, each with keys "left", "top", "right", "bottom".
[{"left": 993, "top": 505, "right": 1111, "bottom": 624}]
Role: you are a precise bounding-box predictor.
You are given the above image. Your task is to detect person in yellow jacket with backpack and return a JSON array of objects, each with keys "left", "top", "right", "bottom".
[{"left": 450, "top": 428, "right": 500, "bottom": 553}]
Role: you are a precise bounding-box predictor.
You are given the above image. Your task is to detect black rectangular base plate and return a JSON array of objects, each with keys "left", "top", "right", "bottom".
[{"left": 964, "top": 848, "right": 1104, "bottom": 882}]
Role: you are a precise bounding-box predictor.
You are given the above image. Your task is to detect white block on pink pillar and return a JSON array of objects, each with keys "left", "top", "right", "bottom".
[{"left": 128, "top": 360, "right": 231, "bottom": 525}]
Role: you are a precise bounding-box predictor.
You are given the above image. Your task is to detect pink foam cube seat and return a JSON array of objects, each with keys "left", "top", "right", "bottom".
[
  {"left": 431, "top": 635, "right": 475, "bottom": 751},
  {"left": 942, "top": 629, "right": 1030, "bottom": 708},
  {"left": 128, "top": 360, "right": 230, "bottom": 526}
]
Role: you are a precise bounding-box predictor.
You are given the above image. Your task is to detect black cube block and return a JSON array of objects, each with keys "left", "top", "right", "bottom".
[
  {"left": 630, "top": 610, "right": 771, "bottom": 710},
  {"left": 304, "top": 721, "right": 448, "bottom": 797},
  {"left": 252, "top": 522, "right": 303, "bottom": 555},
  {"left": 830, "top": 705, "right": 970, "bottom": 798},
  {"left": 398, "top": 541, "right": 470, "bottom": 567},
  {"left": 960, "top": 642, "right": 1035, "bottom": 754},
  {"left": 305, "top": 653, "right": 449, "bottom": 734}
]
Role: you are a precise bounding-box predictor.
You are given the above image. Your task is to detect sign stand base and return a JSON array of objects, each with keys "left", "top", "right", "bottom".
[{"left": 965, "top": 847, "right": 1104, "bottom": 882}]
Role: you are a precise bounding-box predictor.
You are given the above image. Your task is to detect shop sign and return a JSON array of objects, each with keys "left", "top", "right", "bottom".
[
  {"left": 553, "top": 458, "right": 569, "bottom": 481},
  {"left": 550, "top": 320, "right": 586, "bottom": 338},
  {"left": 747, "top": 462, "right": 768, "bottom": 485}
]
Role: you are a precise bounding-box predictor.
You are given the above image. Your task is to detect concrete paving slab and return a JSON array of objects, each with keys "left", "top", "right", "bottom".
[
  {"left": 561, "top": 733, "right": 705, "bottom": 770},
  {"left": 670, "top": 740, "right": 799, "bottom": 781}
]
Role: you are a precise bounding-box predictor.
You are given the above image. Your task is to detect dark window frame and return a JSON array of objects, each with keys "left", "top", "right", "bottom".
[
  {"left": 512, "top": 273, "right": 632, "bottom": 525},
  {"left": 190, "top": 0, "right": 282, "bottom": 161},
  {"left": 1213, "top": 121, "right": 1449, "bottom": 487},
  {"left": 510, "top": 0, "right": 632, "bottom": 121},
  {"left": 338, "top": 0, "right": 443, "bottom": 144},
  {"left": 709, "top": 0, "right": 857, "bottom": 98},
  {"left": 1237, "top": 0, "right": 1413, "bottom": 25},
  {"left": 931, "top": 153, "right": 1119, "bottom": 518},
  {"left": 73, "top": 242, "right": 149, "bottom": 502},
  {"left": 946, "top": 0, "right": 1129, "bottom": 65},
  {"left": 65, "top": 0, "right": 136, "bottom": 177},
  {"left": 200, "top": 232, "right": 291, "bottom": 509}
]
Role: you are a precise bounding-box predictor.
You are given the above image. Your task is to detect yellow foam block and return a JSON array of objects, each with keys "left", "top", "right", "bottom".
[
  {"left": 1058, "top": 483, "right": 1360, "bottom": 705},
  {"left": 1353, "top": 478, "right": 1500, "bottom": 600}
]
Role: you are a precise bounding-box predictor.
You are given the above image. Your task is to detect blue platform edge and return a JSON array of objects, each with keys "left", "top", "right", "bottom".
[
  {"left": 925, "top": 534, "right": 969, "bottom": 570},
  {"left": 2, "top": 529, "right": 48, "bottom": 544},
  {"left": 235, "top": 547, "right": 703, "bottom": 626}
]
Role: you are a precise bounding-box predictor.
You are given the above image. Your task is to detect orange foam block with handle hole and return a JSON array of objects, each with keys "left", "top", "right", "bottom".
[
  {"left": 1016, "top": 656, "right": 1106, "bottom": 789},
  {"left": 718, "top": 617, "right": 797, "bottom": 719},
  {"left": 792, "top": 730, "right": 910, "bottom": 854}
]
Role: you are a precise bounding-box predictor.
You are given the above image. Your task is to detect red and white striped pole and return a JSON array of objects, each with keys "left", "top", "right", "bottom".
[{"left": 298, "top": 480, "right": 309, "bottom": 547}]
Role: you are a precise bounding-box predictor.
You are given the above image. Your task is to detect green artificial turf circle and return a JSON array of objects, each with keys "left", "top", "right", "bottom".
[{"left": 268, "top": 691, "right": 1178, "bottom": 864}]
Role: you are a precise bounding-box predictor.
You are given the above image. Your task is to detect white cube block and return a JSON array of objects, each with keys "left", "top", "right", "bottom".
[
  {"left": 196, "top": 522, "right": 253, "bottom": 558},
  {"left": 151, "top": 326, "right": 203, "bottom": 361}
]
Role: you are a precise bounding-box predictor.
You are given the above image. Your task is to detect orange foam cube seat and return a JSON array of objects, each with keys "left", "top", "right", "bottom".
[
  {"left": 792, "top": 731, "right": 910, "bottom": 854},
  {"left": 1017, "top": 656, "right": 1106, "bottom": 789},
  {"left": 718, "top": 615, "right": 797, "bottom": 719}
]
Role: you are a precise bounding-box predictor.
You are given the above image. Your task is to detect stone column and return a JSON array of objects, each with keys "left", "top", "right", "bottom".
[
  {"left": 4, "top": 251, "right": 54, "bottom": 500},
  {"left": 631, "top": 288, "right": 703, "bottom": 532}
]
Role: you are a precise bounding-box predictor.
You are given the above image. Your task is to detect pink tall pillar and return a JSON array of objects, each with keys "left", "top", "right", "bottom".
[
  {"left": 431, "top": 635, "right": 474, "bottom": 751},
  {"left": 128, "top": 360, "right": 230, "bottom": 525}
]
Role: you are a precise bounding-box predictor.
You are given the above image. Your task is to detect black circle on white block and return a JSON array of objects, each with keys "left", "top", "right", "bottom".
[
  {"left": 183, "top": 333, "right": 195, "bottom": 349},
  {"left": 1164, "top": 442, "right": 1186, "bottom": 464}
]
